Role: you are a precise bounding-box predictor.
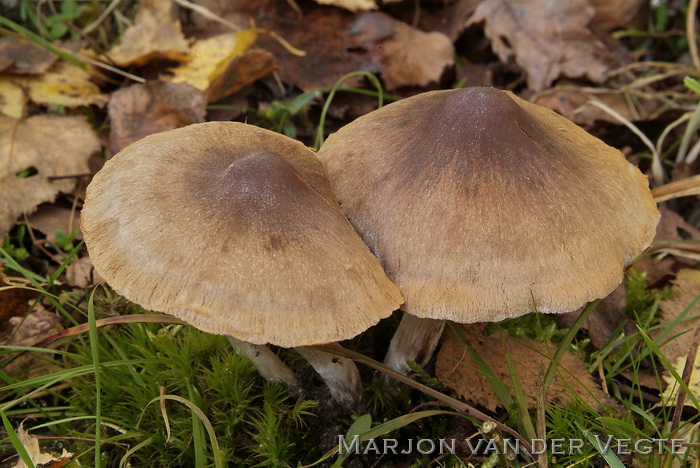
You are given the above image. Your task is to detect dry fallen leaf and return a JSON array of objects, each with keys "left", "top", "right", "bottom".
[
  {"left": 661, "top": 352, "right": 700, "bottom": 406},
  {"left": 467, "top": 0, "right": 616, "bottom": 91},
  {"left": 0, "top": 115, "right": 100, "bottom": 235},
  {"left": 107, "top": 0, "right": 190, "bottom": 67},
  {"left": 436, "top": 324, "right": 616, "bottom": 411},
  {"left": 392, "top": 0, "right": 481, "bottom": 42},
  {"left": 534, "top": 87, "right": 663, "bottom": 126},
  {"left": 656, "top": 270, "right": 700, "bottom": 367},
  {"left": 554, "top": 283, "right": 631, "bottom": 350},
  {"left": 589, "top": 0, "right": 647, "bottom": 32},
  {"left": 313, "top": 0, "right": 378, "bottom": 11},
  {"left": 25, "top": 61, "right": 108, "bottom": 108},
  {"left": 0, "top": 76, "right": 26, "bottom": 118},
  {"left": 0, "top": 272, "right": 38, "bottom": 322},
  {"left": 11, "top": 423, "right": 73, "bottom": 468},
  {"left": 2, "top": 304, "right": 62, "bottom": 378},
  {"left": 26, "top": 203, "right": 83, "bottom": 243},
  {"left": 380, "top": 22, "right": 454, "bottom": 90},
  {"left": 168, "top": 30, "right": 274, "bottom": 102},
  {"left": 206, "top": 49, "right": 276, "bottom": 102},
  {"left": 0, "top": 36, "right": 57, "bottom": 75},
  {"left": 108, "top": 80, "right": 206, "bottom": 154},
  {"left": 67, "top": 255, "right": 104, "bottom": 289}
]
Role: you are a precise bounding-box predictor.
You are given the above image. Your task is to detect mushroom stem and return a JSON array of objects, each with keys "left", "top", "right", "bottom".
[
  {"left": 227, "top": 336, "right": 299, "bottom": 392},
  {"left": 295, "top": 344, "right": 362, "bottom": 407},
  {"left": 384, "top": 314, "right": 446, "bottom": 375}
]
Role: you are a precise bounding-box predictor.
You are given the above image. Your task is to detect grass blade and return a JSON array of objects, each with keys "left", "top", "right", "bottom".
[{"left": 1, "top": 413, "right": 34, "bottom": 468}]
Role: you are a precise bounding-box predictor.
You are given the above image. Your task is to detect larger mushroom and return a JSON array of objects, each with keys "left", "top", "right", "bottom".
[
  {"left": 81, "top": 122, "right": 403, "bottom": 404},
  {"left": 316, "top": 87, "right": 659, "bottom": 374}
]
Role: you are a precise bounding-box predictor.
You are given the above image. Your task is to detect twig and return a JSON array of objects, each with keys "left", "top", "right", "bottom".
[
  {"left": 669, "top": 323, "right": 700, "bottom": 437},
  {"left": 82, "top": 0, "right": 125, "bottom": 35},
  {"left": 314, "top": 344, "right": 538, "bottom": 460}
]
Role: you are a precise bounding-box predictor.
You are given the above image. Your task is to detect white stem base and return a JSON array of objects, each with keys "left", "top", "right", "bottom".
[
  {"left": 384, "top": 314, "right": 446, "bottom": 375},
  {"left": 295, "top": 344, "right": 361, "bottom": 407},
  {"left": 227, "top": 336, "right": 299, "bottom": 392}
]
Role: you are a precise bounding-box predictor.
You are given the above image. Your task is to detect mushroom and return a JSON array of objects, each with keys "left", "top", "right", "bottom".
[
  {"left": 81, "top": 122, "right": 403, "bottom": 405},
  {"left": 316, "top": 86, "right": 659, "bottom": 374}
]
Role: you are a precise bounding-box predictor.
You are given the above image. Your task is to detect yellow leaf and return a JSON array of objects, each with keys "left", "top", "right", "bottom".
[
  {"left": 107, "top": 0, "right": 190, "bottom": 67},
  {"left": 27, "top": 61, "right": 108, "bottom": 108},
  {"left": 168, "top": 30, "right": 258, "bottom": 93},
  {"left": 0, "top": 76, "right": 26, "bottom": 118}
]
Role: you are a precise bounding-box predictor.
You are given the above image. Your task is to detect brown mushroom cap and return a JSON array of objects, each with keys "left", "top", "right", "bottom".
[
  {"left": 317, "top": 87, "right": 659, "bottom": 322},
  {"left": 81, "top": 122, "right": 403, "bottom": 347}
]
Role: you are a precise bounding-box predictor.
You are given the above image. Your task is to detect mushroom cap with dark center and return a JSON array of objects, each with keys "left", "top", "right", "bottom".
[
  {"left": 317, "top": 87, "right": 659, "bottom": 322},
  {"left": 81, "top": 122, "right": 403, "bottom": 346}
]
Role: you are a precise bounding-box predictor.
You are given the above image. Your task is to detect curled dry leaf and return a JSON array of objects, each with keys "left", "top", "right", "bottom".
[
  {"left": 25, "top": 61, "right": 109, "bottom": 108},
  {"left": 11, "top": 423, "right": 73, "bottom": 468},
  {"left": 467, "top": 0, "right": 616, "bottom": 91},
  {"left": 0, "top": 76, "right": 26, "bottom": 118},
  {"left": 205, "top": 49, "right": 276, "bottom": 102},
  {"left": 0, "top": 115, "right": 100, "bottom": 235},
  {"left": 108, "top": 80, "right": 206, "bottom": 154},
  {"left": 436, "top": 324, "right": 616, "bottom": 411},
  {"left": 380, "top": 22, "right": 454, "bottom": 90},
  {"left": 168, "top": 30, "right": 274, "bottom": 102},
  {"left": 0, "top": 36, "right": 57, "bottom": 75},
  {"left": 107, "top": 0, "right": 190, "bottom": 67},
  {"left": 313, "top": 0, "right": 378, "bottom": 11}
]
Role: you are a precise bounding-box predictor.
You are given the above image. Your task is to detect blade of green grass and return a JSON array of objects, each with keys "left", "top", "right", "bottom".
[
  {"left": 88, "top": 288, "right": 102, "bottom": 467},
  {"left": 1, "top": 412, "right": 34, "bottom": 468}
]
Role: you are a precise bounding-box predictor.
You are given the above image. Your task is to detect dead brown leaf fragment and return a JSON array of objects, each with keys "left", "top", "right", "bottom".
[
  {"left": 588, "top": 0, "right": 647, "bottom": 32},
  {"left": 0, "top": 115, "right": 100, "bottom": 235},
  {"left": 10, "top": 423, "right": 73, "bottom": 468},
  {"left": 108, "top": 80, "right": 206, "bottom": 154},
  {"left": 657, "top": 270, "right": 700, "bottom": 369},
  {"left": 26, "top": 203, "right": 83, "bottom": 243},
  {"left": 0, "top": 273, "right": 38, "bottom": 322},
  {"left": 2, "top": 305, "right": 62, "bottom": 378},
  {"left": 380, "top": 22, "right": 454, "bottom": 90},
  {"left": 107, "top": 0, "right": 190, "bottom": 67},
  {"left": 205, "top": 49, "right": 276, "bottom": 102},
  {"left": 436, "top": 324, "right": 616, "bottom": 411},
  {"left": 467, "top": 0, "right": 616, "bottom": 90},
  {"left": 0, "top": 36, "right": 57, "bottom": 75},
  {"left": 534, "top": 86, "right": 663, "bottom": 126}
]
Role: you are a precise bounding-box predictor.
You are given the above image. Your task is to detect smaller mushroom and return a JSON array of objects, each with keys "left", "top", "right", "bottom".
[
  {"left": 81, "top": 122, "right": 403, "bottom": 405},
  {"left": 317, "top": 87, "right": 659, "bottom": 374}
]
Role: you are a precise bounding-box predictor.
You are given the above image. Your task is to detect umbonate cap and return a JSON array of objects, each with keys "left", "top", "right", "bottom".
[
  {"left": 317, "top": 87, "right": 659, "bottom": 322},
  {"left": 81, "top": 122, "right": 403, "bottom": 346}
]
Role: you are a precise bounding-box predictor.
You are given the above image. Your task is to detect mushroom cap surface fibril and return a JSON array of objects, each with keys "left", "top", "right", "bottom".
[
  {"left": 317, "top": 87, "right": 659, "bottom": 322},
  {"left": 81, "top": 122, "right": 403, "bottom": 347}
]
